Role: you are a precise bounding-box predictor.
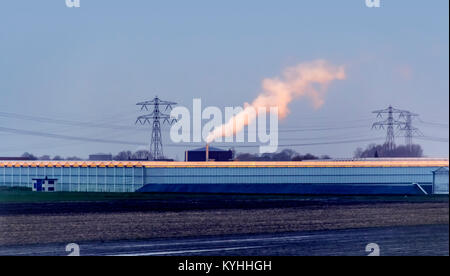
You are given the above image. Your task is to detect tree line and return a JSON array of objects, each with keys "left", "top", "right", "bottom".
[
  {"left": 235, "top": 149, "right": 330, "bottom": 161},
  {"left": 19, "top": 150, "right": 153, "bottom": 161},
  {"left": 353, "top": 143, "right": 423, "bottom": 158},
  {"left": 16, "top": 143, "right": 424, "bottom": 161}
]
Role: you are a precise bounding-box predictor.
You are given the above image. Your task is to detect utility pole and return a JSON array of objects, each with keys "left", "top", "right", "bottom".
[
  {"left": 372, "top": 106, "right": 405, "bottom": 151},
  {"left": 136, "top": 96, "right": 177, "bottom": 160}
]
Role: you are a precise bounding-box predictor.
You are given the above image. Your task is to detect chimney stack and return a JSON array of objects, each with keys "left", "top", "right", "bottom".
[{"left": 206, "top": 143, "right": 209, "bottom": 162}]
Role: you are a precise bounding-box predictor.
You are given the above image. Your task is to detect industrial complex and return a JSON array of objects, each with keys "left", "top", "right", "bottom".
[
  {"left": 1, "top": 1, "right": 448, "bottom": 258},
  {"left": 0, "top": 158, "right": 448, "bottom": 195},
  {"left": 1, "top": 101, "right": 448, "bottom": 196},
  {"left": 1, "top": 93, "right": 447, "bottom": 197}
]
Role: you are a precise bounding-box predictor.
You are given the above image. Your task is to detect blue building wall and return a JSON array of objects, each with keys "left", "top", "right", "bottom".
[
  {"left": 0, "top": 164, "right": 447, "bottom": 195},
  {"left": 139, "top": 166, "right": 440, "bottom": 195}
]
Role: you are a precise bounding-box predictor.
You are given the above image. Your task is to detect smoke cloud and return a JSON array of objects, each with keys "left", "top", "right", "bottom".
[{"left": 206, "top": 60, "right": 346, "bottom": 143}]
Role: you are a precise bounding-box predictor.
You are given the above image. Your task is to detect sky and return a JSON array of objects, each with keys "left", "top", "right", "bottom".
[{"left": 0, "top": 0, "right": 448, "bottom": 159}]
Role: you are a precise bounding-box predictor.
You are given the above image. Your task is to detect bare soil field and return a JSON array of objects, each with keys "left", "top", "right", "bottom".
[{"left": 0, "top": 196, "right": 448, "bottom": 246}]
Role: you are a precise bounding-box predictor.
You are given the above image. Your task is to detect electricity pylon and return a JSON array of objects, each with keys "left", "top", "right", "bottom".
[
  {"left": 372, "top": 106, "right": 423, "bottom": 150},
  {"left": 398, "top": 110, "right": 422, "bottom": 148},
  {"left": 372, "top": 106, "right": 405, "bottom": 151},
  {"left": 136, "top": 96, "right": 177, "bottom": 160}
]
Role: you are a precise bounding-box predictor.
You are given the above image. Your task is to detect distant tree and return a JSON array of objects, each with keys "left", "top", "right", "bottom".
[
  {"left": 291, "top": 155, "right": 303, "bottom": 161},
  {"left": 19, "top": 153, "right": 85, "bottom": 161},
  {"left": 21, "top": 152, "right": 37, "bottom": 160},
  {"left": 236, "top": 149, "right": 325, "bottom": 161},
  {"left": 113, "top": 151, "right": 132, "bottom": 161},
  {"left": 272, "top": 149, "right": 297, "bottom": 161},
  {"left": 66, "top": 156, "right": 83, "bottom": 161},
  {"left": 292, "top": 153, "right": 320, "bottom": 161},
  {"left": 132, "top": 150, "right": 152, "bottom": 160},
  {"left": 39, "top": 155, "right": 51, "bottom": 160},
  {"left": 235, "top": 153, "right": 260, "bottom": 161},
  {"left": 354, "top": 143, "right": 424, "bottom": 158}
]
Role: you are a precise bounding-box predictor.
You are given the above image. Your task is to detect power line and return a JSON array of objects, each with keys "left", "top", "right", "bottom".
[
  {"left": 415, "top": 136, "right": 449, "bottom": 143},
  {"left": 279, "top": 133, "right": 376, "bottom": 142},
  {"left": 417, "top": 119, "right": 449, "bottom": 128},
  {"left": 0, "top": 111, "right": 371, "bottom": 133},
  {"left": 0, "top": 111, "right": 143, "bottom": 131},
  {"left": 276, "top": 118, "right": 374, "bottom": 128},
  {"left": 0, "top": 125, "right": 385, "bottom": 149},
  {"left": 241, "top": 137, "right": 385, "bottom": 148},
  {"left": 0, "top": 109, "right": 444, "bottom": 155},
  {"left": 0, "top": 126, "right": 146, "bottom": 147},
  {"left": 279, "top": 125, "right": 368, "bottom": 132},
  {"left": 164, "top": 137, "right": 385, "bottom": 148}
]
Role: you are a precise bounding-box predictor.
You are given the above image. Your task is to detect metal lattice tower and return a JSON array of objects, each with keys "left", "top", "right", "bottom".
[
  {"left": 372, "top": 106, "right": 405, "bottom": 150},
  {"left": 136, "top": 96, "right": 177, "bottom": 160},
  {"left": 398, "top": 110, "right": 422, "bottom": 148}
]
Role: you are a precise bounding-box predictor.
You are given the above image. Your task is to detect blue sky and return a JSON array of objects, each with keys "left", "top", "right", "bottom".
[{"left": 0, "top": 0, "right": 448, "bottom": 159}]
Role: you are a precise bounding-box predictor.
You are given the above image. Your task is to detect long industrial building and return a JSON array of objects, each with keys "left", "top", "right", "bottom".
[{"left": 0, "top": 158, "right": 448, "bottom": 195}]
